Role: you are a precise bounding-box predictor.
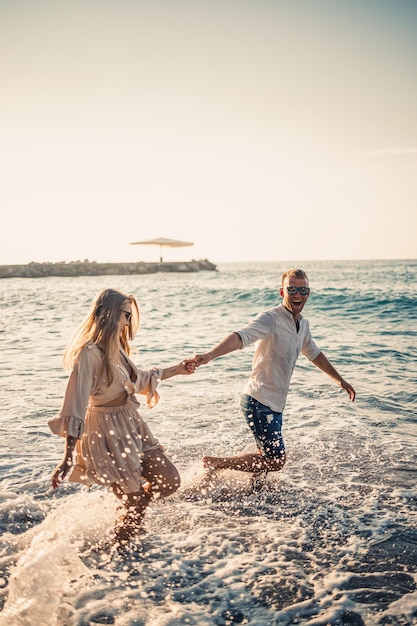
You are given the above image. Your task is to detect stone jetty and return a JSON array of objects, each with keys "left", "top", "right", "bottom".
[{"left": 0, "top": 258, "right": 217, "bottom": 279}]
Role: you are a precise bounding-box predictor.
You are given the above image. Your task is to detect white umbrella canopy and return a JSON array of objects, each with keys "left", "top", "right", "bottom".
[{"left": 130, "top": 237, "right": 194, "bottom": 262}]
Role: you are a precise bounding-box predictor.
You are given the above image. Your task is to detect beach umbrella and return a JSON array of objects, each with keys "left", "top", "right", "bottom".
[{"left": 130, "top": 237, "right": 194, "bottom": 262}]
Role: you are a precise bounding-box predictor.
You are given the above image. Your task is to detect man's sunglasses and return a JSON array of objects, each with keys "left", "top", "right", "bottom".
[{"left": 285, "top": 286, "right": 310, "bottom": 296}]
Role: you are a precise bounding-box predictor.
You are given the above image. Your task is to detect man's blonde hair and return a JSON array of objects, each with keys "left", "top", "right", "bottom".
[{"left": 281, "top": 268, "right": 309, "bottom": 285}]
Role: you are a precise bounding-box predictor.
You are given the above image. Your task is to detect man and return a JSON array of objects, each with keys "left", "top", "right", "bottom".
[{"left": 194, "top": 268, "right": 356, "bottom": 477}]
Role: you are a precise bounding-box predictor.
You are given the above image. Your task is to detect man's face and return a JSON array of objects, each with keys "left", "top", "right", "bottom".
[{"left": 279, "top": 276, "right": 310, "bottom": 317}]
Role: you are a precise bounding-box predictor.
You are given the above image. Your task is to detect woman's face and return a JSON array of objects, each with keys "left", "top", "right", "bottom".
[{"left": 119, "top": 301, "right": 132, "bottom": 333}]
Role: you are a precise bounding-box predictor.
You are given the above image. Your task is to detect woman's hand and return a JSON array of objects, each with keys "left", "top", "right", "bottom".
[
  {"left": 161, "top": 359, "right": 197, "bottom": 381},
  {"left": 51, "top": 457, "right": 72, "bottom": 489},
  {"left": 51, "top": 435, "right": 77, "bottom": 489}
]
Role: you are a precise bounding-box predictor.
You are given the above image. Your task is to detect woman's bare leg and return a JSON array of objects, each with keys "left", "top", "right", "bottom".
[
  {"left": 141, "top": 448, "right": 181, "bottom": 499},
  {"left": 111, "top": 450, "right": 180, "bottom": 546},
  {"left": 111, "top": 484, "right": 151, "bottom": 545}
]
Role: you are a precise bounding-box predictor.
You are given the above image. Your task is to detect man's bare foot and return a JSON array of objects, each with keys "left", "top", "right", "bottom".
[{"left": 202, "top": 456, "right": 219, "bottom": 472}]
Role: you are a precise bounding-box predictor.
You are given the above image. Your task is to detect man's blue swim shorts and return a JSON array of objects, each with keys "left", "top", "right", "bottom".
[{"left": 240, "top": 394, "right": 285, "bottom": 460}]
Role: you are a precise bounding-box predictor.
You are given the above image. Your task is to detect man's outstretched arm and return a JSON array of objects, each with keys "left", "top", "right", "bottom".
[
  {"left": 312, "top": 351, "right": 356, "bottom": 401},
  {"left": 194, "top": 332, "right": 243, "bottom": 366}
]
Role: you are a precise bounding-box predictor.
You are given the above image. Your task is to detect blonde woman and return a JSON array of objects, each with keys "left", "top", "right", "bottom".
[{"left": 49, "top": 288, "right": 195, "bottom": 546}]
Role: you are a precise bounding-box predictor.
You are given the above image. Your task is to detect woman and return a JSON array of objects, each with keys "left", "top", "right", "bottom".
[{"left": 48, "top": 288, "right": 195, "bottom": 546}]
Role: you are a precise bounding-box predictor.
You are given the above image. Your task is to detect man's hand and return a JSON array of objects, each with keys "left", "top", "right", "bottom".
[
  {"left": 194, "top": 353, "right": 211, "bottom": 367},
  {"left": 340, "top": 379, "right": 356, "bottom": 402}
]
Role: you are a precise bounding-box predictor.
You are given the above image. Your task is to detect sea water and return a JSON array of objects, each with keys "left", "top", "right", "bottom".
[{"left": 0, "top": 260, "right": 416, "bottom": 626}]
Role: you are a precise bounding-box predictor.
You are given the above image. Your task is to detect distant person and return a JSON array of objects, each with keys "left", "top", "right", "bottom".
[
  {"left": 194, "top": 268, "right": 356, "bottom": 481},
  {"left": 48, "top": 288, "right": 196, "bottom": 547}
]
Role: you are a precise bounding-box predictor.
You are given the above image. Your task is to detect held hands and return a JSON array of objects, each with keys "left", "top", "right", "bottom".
[
  {"left": 175, "top": 354, "right": 209, "bottom": 376},
  {"left": 179, "top": 358, "right": 198, "bottom": 375}
]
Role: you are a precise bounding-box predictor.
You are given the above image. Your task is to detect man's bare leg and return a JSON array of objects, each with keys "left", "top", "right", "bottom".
[{"left": 203, "top": 452, "right": 285, "bottom": 474}]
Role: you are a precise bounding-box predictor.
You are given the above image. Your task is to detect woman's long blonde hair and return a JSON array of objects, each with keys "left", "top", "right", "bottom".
[{"left": 63, "top": 288, "right": 140, "bottom": 384}]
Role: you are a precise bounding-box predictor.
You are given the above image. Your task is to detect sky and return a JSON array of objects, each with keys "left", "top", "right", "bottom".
[{"left": 1, "top": 0, "right": 416, "bottom": 265}]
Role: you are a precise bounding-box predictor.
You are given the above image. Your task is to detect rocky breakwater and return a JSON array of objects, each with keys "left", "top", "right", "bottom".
[{"left": 0, "top": 259, "right": 217, "bottom": 279}]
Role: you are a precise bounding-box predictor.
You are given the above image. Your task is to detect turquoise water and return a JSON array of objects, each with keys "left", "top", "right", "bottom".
[{"left": 1, "top": 260, "right": 416, "bottom": 625}]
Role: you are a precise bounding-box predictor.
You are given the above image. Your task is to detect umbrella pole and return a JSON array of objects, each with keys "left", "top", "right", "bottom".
[{"left": 160, "top": 244, "right": 163, "bottom": 263}]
